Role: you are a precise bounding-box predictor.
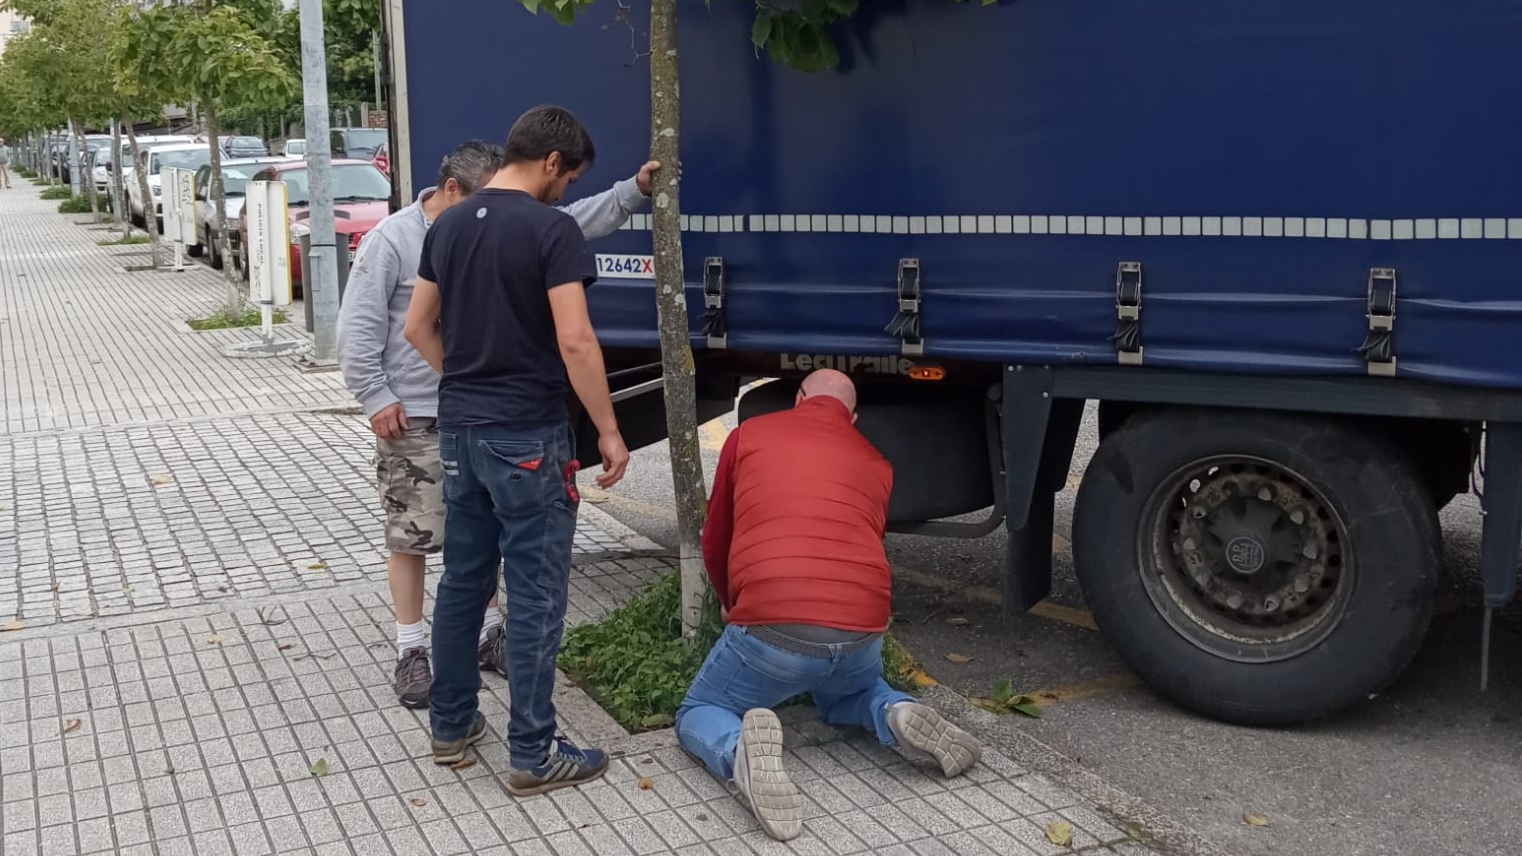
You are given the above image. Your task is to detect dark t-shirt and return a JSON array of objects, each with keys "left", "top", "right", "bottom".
[{"left": 418, "top": 188, "right": 596, "bottom": 427}]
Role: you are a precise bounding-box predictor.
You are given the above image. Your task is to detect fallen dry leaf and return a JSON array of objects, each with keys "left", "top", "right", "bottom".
[
  {"left": 1244, "top": 812, "right": 1270, "bottom": 828},
  {"left": 277, "top": 644, "right": 293, "bottom": 651},
  {"left": 150, "top": 475, "right": 173, "bottom": 486},
  {"left": 449, "top": 759, "right": 476, "bottom": 771},
  {"left": 1045, "top": 819, "right": 1074, "bottom": 847},
  {"left": 207, "top": 634, "right": 222, "bottom": 646},
  {"left": 946, "top": 617, "right": 972, "bottom": 626},
  {"left": 944, "top": 652, "right": 973, "bottom": 664},
  {"left": 637, "top": 777, "right": 654, "bottom": 790},
  {"left": 1, "top": 619, "right": 23, "bottom": 633},
  {"left": 307, "top": 562, "right": 329, "bottom": 571},
  {"left": 63, "top": 719, "right": 82, "bottom": 735},
  {"left": 410, "top": 797, "right": 427, "bottom": 807}
]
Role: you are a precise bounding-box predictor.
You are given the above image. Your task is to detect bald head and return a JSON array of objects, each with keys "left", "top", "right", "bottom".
[{"left": 797, "top": 369, "right": 858, "bottom": 413}]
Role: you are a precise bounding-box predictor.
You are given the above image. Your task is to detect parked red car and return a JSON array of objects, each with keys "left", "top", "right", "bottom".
[
  {"left": 236, "top": 159, "right": 393, "bottom": 294},
  {"left": 372, "top": 141, "right": 390, "bottom": 178}
]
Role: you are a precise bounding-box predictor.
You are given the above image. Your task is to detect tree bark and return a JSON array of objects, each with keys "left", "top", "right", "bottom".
[
  {"left": 123, "top": 118, "right": 163, "bottom": 268},
  {"left": 74, "top": 120, "right": 101, "bottom": 221},
  {"left": 204, "top": 102, "right": 242, "bottom": 316},
  {"left": 649, "top": 0, "right": 709, "bottom": 639},
  {"left": 109, "top": 118, "right": 130, "bottom": 238}
]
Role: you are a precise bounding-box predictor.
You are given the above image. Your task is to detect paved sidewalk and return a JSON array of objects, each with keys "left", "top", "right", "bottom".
[{"left": 0, "top": 183, "right": 1164, "bottom": 856}]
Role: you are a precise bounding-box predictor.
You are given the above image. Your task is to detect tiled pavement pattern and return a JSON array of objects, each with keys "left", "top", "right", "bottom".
[
  {"left": 0, "top": 411, "right": 634, "bottom": 629},
  {"left": 0, "top": 588, "right": 1149, "bottom": 856},
  {"left": 0, "top": 188, "right": 351, "bottom": 436},
  {"left": 0, "top": 182, "right": 1161, "bottom": 855}
]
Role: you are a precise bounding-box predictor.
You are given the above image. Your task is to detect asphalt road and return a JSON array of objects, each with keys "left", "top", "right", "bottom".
[{"left": 590, "top": 400, "right": 1522, "bottom": 856}]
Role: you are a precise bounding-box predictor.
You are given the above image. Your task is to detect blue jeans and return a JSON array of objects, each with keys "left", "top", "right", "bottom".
[
  {"left": 430, "top": 421, "right": 580, "bottom": 770},
  {"left": 675, "top": 624, "right": 914, "bottom": 781}
]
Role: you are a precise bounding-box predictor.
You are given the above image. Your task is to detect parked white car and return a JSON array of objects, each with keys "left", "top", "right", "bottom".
[
  {"left": 279, "top": 138, "right": 306, "bottom": 158},
  {"left": 111, "top": 134, "right": 194, "bottom": 204},
  {"left": 189, "top": 157, "right": 284, "bottom": 269},
  {"left": 125, "top": 141, "right": 213, "bottom": 229}
]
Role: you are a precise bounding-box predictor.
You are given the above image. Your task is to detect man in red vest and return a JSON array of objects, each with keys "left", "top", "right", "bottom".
[{"left": 676, "top": 368, "right": 982, "bottom": 841}]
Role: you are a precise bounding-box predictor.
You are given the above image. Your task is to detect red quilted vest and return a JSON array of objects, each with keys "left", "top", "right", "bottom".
[{"left": 726, "top": 397, "right": 895, "bottom": 632}]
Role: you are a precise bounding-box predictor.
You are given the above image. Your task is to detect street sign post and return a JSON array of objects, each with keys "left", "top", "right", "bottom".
[{"left": 246, "top": 180, "right": 293, "bottom": 344}]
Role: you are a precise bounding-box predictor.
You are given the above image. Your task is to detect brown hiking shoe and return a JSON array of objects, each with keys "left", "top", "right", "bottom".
[
  {"left": 393, "top": 647, "right": 432, "bottom": 710},
  {"left": 431, "top": 712, "right": 488, "bottom": 765}
]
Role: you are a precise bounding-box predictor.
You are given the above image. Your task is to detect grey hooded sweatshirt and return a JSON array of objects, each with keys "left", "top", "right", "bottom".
[{"left": 337, "top": 177, "right": 645, "bottom": 420}]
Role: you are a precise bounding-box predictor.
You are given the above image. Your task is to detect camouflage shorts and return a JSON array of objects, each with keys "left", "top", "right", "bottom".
[{"left": 375, "top": 418, "right": 445, "bottom": 555}]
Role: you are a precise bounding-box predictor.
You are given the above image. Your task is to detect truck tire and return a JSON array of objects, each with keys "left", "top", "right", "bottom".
[{"left": 1072, "top": 407, "right": 1440, "bottom": 726}]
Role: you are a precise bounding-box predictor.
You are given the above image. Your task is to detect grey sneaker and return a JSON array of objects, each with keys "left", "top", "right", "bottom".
[
  {"left": 733, "top": 708, "right": 802, "bottom": 841},
  {"left": 431, "top": 712, "right": 488, "bottom": 765},
  {"left": 393, "top": 647, "right": 432, "bottom": 710},
  {"left": 505, "top": 736, "right": 609, "bottom": 797},
  {"left": 478, "top": 621, "right": 506, "bottom": 675},
  {"left": 886, "top": 701, "right": 981, "bottom": 777}
]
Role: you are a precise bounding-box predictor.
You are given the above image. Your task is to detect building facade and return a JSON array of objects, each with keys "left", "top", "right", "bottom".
[{"left": 0, "top": 9, "right": 29, "bottom": 59}]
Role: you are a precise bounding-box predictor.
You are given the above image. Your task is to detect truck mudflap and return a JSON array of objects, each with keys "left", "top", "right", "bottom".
[{"left": 1478, "top": 422, "right": 1522, "bottom": 689}]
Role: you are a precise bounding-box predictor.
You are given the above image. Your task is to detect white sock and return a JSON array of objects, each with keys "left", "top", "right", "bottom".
[
  {"left": 479, "top": 608, "right": 504, "bottom": 646},
  {"left": 397, "top": 620, "right": 427, "bottom": 659}
]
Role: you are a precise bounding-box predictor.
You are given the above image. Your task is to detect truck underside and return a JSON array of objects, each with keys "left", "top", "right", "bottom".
[{"left": 578, "top": 346, "right": 1516, "bottom": 726}]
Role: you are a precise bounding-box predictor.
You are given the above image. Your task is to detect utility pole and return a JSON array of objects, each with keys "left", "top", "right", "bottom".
[{"left": 298, "top": 0, "right": 340, "bottom": 364}]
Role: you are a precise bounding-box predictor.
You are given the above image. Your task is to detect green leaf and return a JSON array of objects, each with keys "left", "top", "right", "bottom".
[
  {"left": 1010, "top": 700, "right": 1044, "bottom": 718},
  {"left": 817, "top": 32, "right": 840, "bottom": 70},
  {"left": 552, "top": 0, "right": 578, "bottom": 26},
  {"left": 751, "top": 12, "right": 774, "bottom": 50},
  {"left": 827, "top": 0, "right": 860, "bottom": 14},
  {"left": 992, "top": 677, "right": 1014, "bottom": 704},
  {"left": 309, "top": 758, "right": 329, "bottom": 776}
]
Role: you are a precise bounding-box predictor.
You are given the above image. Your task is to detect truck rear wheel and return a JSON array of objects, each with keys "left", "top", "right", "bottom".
[{"left": 1072, "top": 408, "right": 1440, "bottom": 726}]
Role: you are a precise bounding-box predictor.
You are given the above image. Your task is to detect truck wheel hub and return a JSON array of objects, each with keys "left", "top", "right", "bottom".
[{"left": 1151, "top": 459, "right": 1348, "bottom": 647}]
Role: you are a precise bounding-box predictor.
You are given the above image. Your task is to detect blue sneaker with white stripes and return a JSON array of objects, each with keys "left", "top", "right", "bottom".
[{"left": 505, "top": 737, "right": 609, "bottom": 797}]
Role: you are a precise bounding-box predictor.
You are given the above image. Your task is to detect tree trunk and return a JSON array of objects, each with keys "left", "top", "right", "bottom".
[
  {"left": 123, "top": 119, "right": 163, "bottom": 268},
  {"left": 74, "top": 120, "right": 101, "bottom": 222},
  {"left": 649, "top": 0, "right": 709, "bottom": 639},
  {"left": 110, "top": 118, "right": 130, "bottom": 237},
  {"left": 205, "top": 103, "right": 242, "bottom": 315}
]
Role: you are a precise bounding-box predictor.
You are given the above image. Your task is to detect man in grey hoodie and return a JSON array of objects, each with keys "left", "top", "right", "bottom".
[{"left": 337, "top": 139, "right": 657, "bottom": 707}]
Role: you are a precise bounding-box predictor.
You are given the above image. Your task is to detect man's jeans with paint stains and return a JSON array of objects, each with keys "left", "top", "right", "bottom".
[{"left": 429, "top": 421, "right": 580, "bottom": 770}]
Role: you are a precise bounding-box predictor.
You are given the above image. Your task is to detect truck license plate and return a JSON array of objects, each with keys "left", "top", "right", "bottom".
[{"left": 595, "top": 254, "right": 655, "bottom": 279}]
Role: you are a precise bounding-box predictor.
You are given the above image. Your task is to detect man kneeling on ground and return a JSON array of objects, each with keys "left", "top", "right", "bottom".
[{"left": 675, "top": 368, "right": 982, "bottom": 841}]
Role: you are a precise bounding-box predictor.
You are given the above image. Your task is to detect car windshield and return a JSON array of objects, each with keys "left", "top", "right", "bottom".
[
  {"left": 340, "top": 129, "right": 387, "bottom": 156},
  {"left": 281, "top": 163, "right": 390, "bottom": 206},
  {"left": 284, "top": 140, "right": 306, "bottom": 153},
  {"left": 149, "top": 149, "right": 212, "bottom": 173},
  {"left": 220, "top": 167, "right": 264, "bottom": 196},
  {"left": 229, "top": 137, "right": 264, "bottom": 149}
]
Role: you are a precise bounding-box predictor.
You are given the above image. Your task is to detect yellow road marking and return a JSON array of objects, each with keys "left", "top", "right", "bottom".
[
  {"left": 889, "top": 564, "right": 1097, "bottom": 631},
  {"left": 1026, "top": 600, "right": 1098, "bottom": 631},
  {"left": 1024, "top": 671, "right": 1140, "bottom": 707},
  {"left": 700, "top": 419, "right": 730, "bottom": 452}
]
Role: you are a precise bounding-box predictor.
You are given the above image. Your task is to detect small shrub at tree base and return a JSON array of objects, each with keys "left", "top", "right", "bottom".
[
  {"left": 558, "top": 571, "right": 920, "bottom": 733},
  {"left": 98, "top": 235, "right": 150, "bottom": 246},
  {"left": 39, "top": 185, "right": 72, "bottom": 200},
  {"left": 186, "top": 308, "right": 288, "bottom": 330},
  {"left": 57, "top": 196, "right": 92, "bottom": 214}
]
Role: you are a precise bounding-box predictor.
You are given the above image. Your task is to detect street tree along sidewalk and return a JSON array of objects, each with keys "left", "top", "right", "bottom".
[
  {"left": 115, "top": 0, "right": 297, "bottom": 315},
  {"left": 521, "top": 0, "right": 996, "bottom": 641}
]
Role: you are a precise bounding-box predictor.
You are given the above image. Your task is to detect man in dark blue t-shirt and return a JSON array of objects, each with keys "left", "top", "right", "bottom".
[{"left": 404, "top": 105, "right": 631, "bottom": 796}]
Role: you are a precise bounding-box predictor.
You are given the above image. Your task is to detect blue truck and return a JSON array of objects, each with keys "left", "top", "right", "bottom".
[{"left": 381, "top": 0, "right": 1522, "bottom": 726}]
